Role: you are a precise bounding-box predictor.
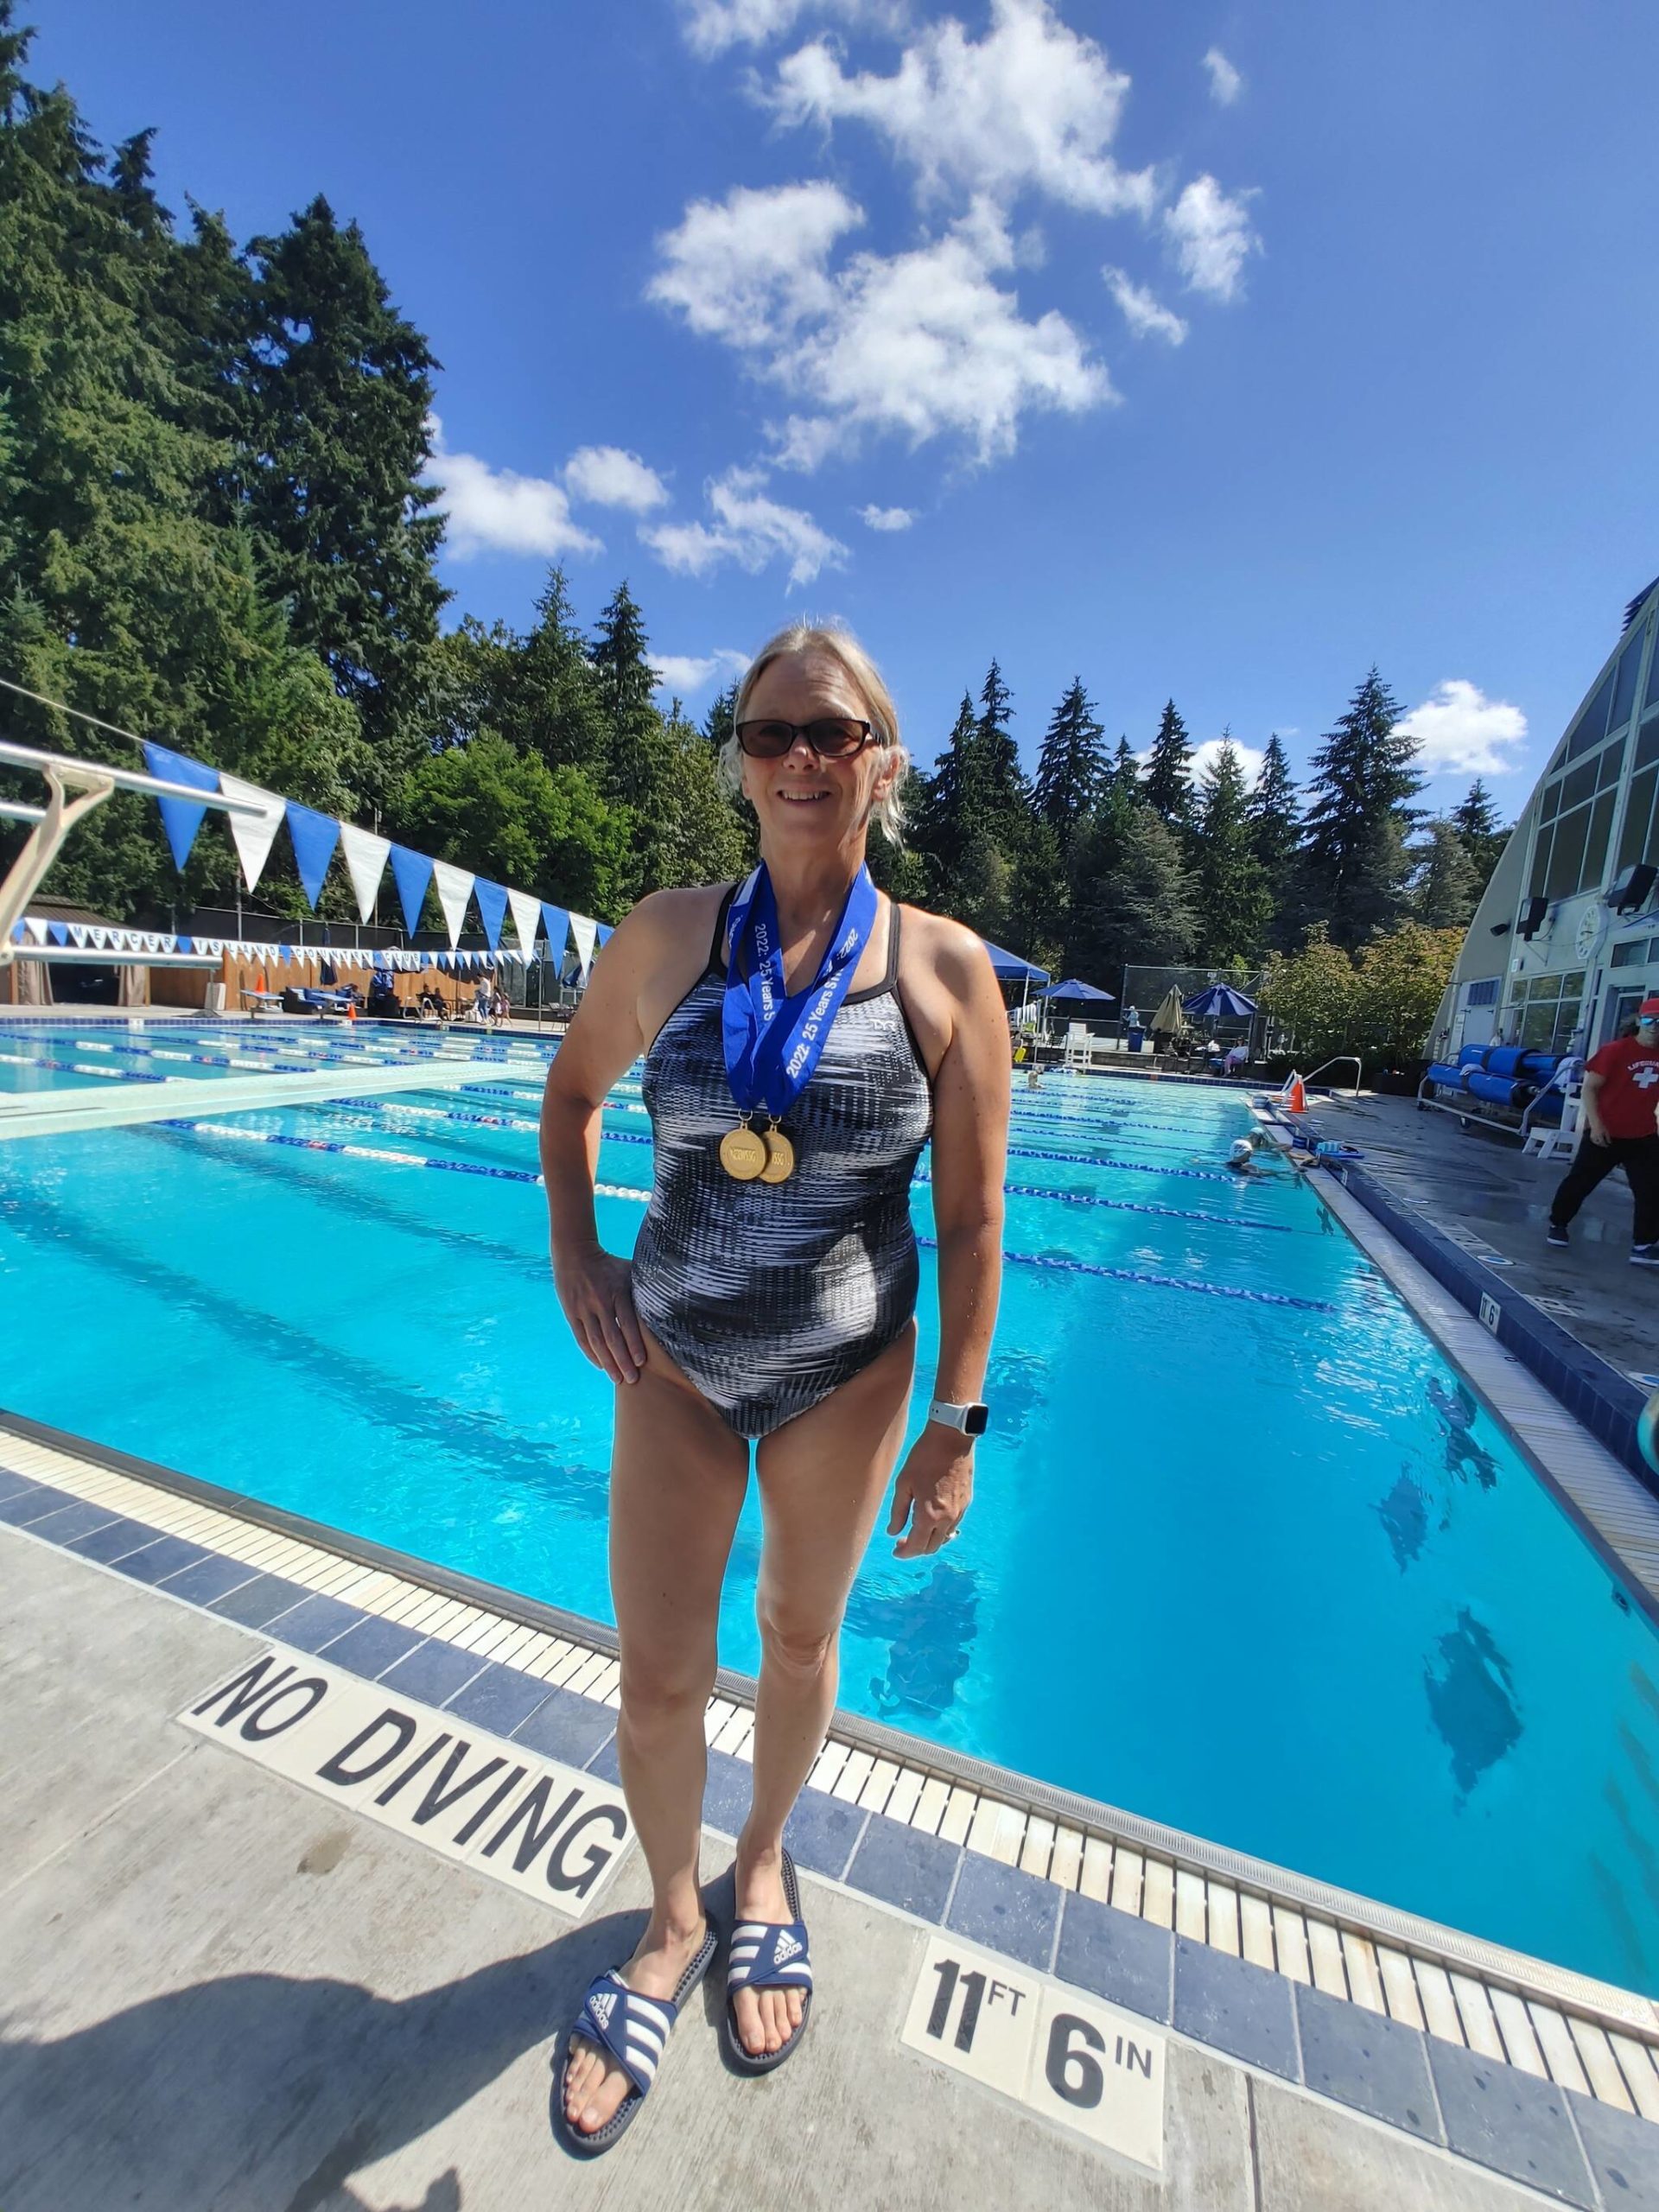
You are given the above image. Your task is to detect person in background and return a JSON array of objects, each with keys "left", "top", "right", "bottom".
[{"left": 1547, "top": 996, "right": 1659, "bottom": 1264}]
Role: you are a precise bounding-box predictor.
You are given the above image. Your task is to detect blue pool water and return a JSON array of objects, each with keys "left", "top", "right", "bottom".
[{"left": 1, "top": 1016, "right": 1655, "bottom": 1993}]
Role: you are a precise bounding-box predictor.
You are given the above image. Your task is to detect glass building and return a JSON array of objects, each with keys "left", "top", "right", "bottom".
[{"left": 1431, "top": 575, "right": 1659, "bottom": 1060}]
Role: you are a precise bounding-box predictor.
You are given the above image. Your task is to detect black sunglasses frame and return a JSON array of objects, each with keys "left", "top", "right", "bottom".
[{"left": 734, "top": 717, "right": 876, "bottom": 760}]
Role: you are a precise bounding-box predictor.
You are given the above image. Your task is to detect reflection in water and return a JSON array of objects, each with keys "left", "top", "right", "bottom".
[
  {"left": 1427, "top": 1376, "right": 1500, "bottom": 1492},
  {"left": 1590, "top": 1852, "right": 1651, "bottom": 1986},
  {"left": 848, "top": 1560, "right": 978, "bottom": 1722},
  {"left": 984, "top": 1349, "right": 1047, "bottom": 1440},
  {"left": 1376, "top": 1468, "right": 1429, "bottom": 1571},
  {"left": 1425, "top": 1610, "right": 1522, "bottom": 1796}
]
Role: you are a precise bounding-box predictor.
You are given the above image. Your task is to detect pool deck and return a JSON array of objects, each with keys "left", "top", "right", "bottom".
[
  {"left": 1295, "top": 1090, "right": 1656, "bottom": 1386},
  {"left": 5, "top": 1427, "right": 1659, "bottom": 2209}
]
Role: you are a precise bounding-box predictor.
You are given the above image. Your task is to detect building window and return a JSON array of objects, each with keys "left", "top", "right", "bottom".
[
  {"left": 1616, "top": 718, "right": 1659, "bottom": 875},
  {"left": 1508, "top": 970, "right": 1586, "bottom": 1053},
  {"left": 1529, "top": 763, "right": 1619, "bottom": 900},
  {"left": 1567, "top": 666, "right": 1617, "bottom": 760},
  {"left": 1610, "top": 937, "right": 1658, "bottom": 969},
  {"left": 1465, "top": 977, "right": 1499, "bottom": 1006},
  {"left": 1609, "top": 624, "right": 1649, "bottom": 735}
]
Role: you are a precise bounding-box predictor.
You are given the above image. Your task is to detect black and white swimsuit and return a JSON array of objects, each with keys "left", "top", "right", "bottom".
[{"left": 631, "top": 887, "right": 934, "bottom": 1439}]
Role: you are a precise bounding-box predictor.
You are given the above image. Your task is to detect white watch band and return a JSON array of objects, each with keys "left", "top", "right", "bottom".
[{"left": 928, "top": 1398, "right": 986, "bottom": 1433}]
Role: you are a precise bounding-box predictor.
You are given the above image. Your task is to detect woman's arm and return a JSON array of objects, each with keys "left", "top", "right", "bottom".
[
  {"left": 888, "top": 916, "right": 1011, "bottom": 1559},
  {"left": 539, "top": 893, "right": 697, "bottom": 1385}
]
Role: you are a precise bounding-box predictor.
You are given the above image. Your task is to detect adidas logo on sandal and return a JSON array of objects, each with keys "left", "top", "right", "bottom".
[
  {"left": 588, "top": 1989, "right": 617, "bottom": 2029},
  {"left": 773, "top": 1932, "right": 804, "bottom": 1964}
]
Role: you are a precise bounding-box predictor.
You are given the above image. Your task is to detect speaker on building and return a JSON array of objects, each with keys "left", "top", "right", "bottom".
[
  {"left": 1610, "top": 863, "right": 1656, "bottom": 915},
  {"left": 1517, "top": 896, "right": 1549, "bottom": 940}
]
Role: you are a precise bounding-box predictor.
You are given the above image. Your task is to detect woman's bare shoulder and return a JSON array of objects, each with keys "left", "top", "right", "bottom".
[{"left": 895, "top": 902, "right": 997, "bottom": 993}]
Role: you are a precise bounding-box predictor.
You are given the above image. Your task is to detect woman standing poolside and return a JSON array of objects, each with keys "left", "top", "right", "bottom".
[{"left": 538, "top": 622, "right": 1010, "bottom": 2152}]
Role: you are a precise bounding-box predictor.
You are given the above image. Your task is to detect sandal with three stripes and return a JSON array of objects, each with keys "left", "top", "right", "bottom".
[{"left": 553, "top": 1923, "right": 718, "bottom": 2158}]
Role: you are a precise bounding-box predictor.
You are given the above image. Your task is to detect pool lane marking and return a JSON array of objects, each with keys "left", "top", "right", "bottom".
[
  {"left": 179, "top": 1648, "right": 632, "bottom": 1919},
  {"left": 311, "top": 1102, "right": 1290, "bottom": 1232},
  {"left": 161, "top": 1122, "right": 1327, "bottom": 1307},
  {"left": 900, "top": 1934, "right": 1166, "bottom": 2172}
]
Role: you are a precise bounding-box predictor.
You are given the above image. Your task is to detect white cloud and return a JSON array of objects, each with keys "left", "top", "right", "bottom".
[
  {"left": 1191, "top": 736, "right": 1265, "bottom": 790},
  {"left": 859, "top": 504, "right": 915, "bottom": 531},
  {"left": 1203, "top": 47, "right": 1243, "bottom": 105},
  {"left": 1164, "top": 175, "right": 1260, "bottom": 301},
  {"left": 647, "top": 181, "right": 862, "bottom": 346},
  {"left": 1397, "top": 681, "right": 1529, "bottom": 776},
  {"left": 652, "top": 188, "right": 1110, "bottom": 468},
  {"left": 764, "top": 0, "right": 1156, "bottom": 218},
  {"left": 563, "top": 445, "right": 669, "bottom": 513},
  {"left": 641, "top": 467, "right": 849, "bottom": 587},
  {"left": 1103, "top": 266, "right": 1187, "bottom": 344},
  {"left": 651, "top": 648, "right": 752, "bottom": 696},
  {"left": 680, "top": 0, "right": 901, "bottom": 58},
  {"left": 425, "top": 414, "right": 601, "bottom": 561}
]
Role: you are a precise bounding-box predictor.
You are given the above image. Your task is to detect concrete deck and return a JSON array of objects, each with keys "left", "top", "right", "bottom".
[
  {"left": 1298, "top": 1091, "right": 1656, "bottom": 1382},
  {"left": 4, "top": 1530, "right": 1649, "bottom": 2211}
]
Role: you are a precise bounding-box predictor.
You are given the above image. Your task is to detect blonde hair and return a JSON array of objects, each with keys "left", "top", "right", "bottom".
[{"left": 720, "top": 620, "right": 911, "bottom": 845}]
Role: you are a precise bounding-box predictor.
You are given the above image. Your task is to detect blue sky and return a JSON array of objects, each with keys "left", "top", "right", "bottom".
[{"left": 31, "top": 0, "right": 1659, "bottom": 815}]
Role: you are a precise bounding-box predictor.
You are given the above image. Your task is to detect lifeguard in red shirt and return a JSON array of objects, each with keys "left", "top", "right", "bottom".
[{"left": 1548, "top": 996, "right": 1659, "bottom": 1265}]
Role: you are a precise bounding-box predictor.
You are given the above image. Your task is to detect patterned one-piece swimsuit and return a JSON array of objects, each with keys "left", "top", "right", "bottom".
[{"left": 630, "top": 888, "right": 934, "bottom": 1439}]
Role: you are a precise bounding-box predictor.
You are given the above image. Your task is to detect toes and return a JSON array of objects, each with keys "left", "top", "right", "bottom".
[{"left": 734, "top": 1987, "right": 766, "bottom": 2055}]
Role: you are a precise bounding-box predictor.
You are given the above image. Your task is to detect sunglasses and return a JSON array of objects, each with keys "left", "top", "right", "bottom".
[{"left": 734, "top": 717, "right": 875, "bottom": 760}]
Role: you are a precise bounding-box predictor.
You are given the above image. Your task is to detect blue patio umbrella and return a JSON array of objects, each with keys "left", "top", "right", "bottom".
[
  {"left": 1039, "top": 977, "right": 1116, "bottom": 1004},
  {"left": 980, "top": 939, "right": 1050, "bottom": 985},
  {"left": 1181, "top": 982, "right": 1257, "bottom": 1022}
]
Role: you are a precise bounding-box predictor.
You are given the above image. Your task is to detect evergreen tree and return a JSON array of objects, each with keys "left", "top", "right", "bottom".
[
  {"left": 503, "top": 567, "right": 606, "bottom": 773},
  {"left": 1066, "top": 782, "right": 1194, "bottom": 985},
  {"left": 910, "top": 690, "right": 978, "bottom": 883},
  {"left": 628, "top": 702, "right": 753, "bottom": 896},
  {"left": 588, "top": 580, "right": 658, "bottom": 802},
  {"left": 1142, "top": 701, "right": 1195, "bottom": 830},
  {"left": 1032, "top": 677, "right": 1106, "bottom": 850},
  {"left": 968, "top": 658, "right": 1028, "bottom": 836},
  {"left": 233, "top": 195, "right": 445, "bottom": 758},
  {"left": 1300, "top": 667, "right": 1423, "bottom": 948},
  {"left": 1412, "top": 818, "right": 1480, "bottom": 929},
  {"left": 1245, "top": 733, "right": 1303, "bottom": 949},
  {"left": 1193, "top": 739, "right": 1270, "bottom": 963},
  {"left": 703, "top": 681, "right": 739, "bottom": 753},
  {"left": 1107, "top": 735, "right": 1140, "bottom": 793},
  {"left": 1451, "top": 779, "right": 1509, "bottom": 896}
]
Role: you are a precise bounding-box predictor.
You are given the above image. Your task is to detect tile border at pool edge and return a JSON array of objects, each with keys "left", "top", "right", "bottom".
[{"left": 4, "top": 1405, "right": 1659, "bottom": 2093}]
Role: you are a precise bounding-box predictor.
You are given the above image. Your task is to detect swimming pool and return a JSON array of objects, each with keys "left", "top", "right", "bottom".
[{"left": 1, "top": 1018, "right": 1654, "bottom": 1994}]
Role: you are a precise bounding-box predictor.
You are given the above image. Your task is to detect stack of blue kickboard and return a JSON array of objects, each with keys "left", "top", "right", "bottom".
[{"left": 1422, "top": 1043, "right": 1563, "bottom": 1117}]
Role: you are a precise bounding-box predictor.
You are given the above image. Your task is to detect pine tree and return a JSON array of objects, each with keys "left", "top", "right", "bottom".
[
  {"left": 1451, "top": 779, "right": 1509, "bottom": 896},
  {"left": 1413, "top": 818, "right": 1480, "bottom": 929},
  {"left": 1245, "top": 733, "right": 1303, "bottom": 949},
  {"left": 1065, "top": 782, "right": 1194, "bottom": 985},
  {"left": 588, "top": 581, "right": 658, "bottom": 802},
  {"left": 505, "top": 567, "right": 607, "bottom": 773},
  {"left": 1032, "top": 677, "right": 1107, "bottom": 850},
  {"left": 1141, "top": 701, "right": 1194, "bottom": 830},
  {"left": 1193, "top": 740, "right": 1270, "bottom": 963},
  {"left": 968, "top": 658, "right": 1028, "bottom": 835},
  {"left": 1300, "top": 667, "right": 1423, "bottom": 948},
  {"left": 233, "top": 194, "right": 445, "bottom": 756},
  {"left": 1107, "top": 735, "right": 1139, "bottom": 792},
  {"left": 703, "top": 681, "right": 738, "bottom": 753},
  {"left": 910, "top": 690, "right": 979, "bottom": 884}
]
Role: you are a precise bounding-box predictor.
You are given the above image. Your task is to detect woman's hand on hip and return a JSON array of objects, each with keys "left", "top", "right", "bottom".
[
  {"left": 552, "top": 1243, "right": 645, "bottom": 1385},
  {"left": 887, "top": 1427, "right": 974, "bottom": 1558}
]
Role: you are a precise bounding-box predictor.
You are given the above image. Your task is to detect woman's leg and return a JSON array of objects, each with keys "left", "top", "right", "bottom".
[
  {"left": 563, "top": 1329, "right": 749, "bottom": 2135},
  {"left": 732, "top": 1324, "right": 918, "bottom": 2056}
]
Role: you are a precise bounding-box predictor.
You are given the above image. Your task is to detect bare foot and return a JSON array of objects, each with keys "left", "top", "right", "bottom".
[
  {"left": 563, "top": 1913, "right": 707, "bottom": 2138},
  {"left": 731, "top": 1839, "right": 806, "bottom": 2057}
]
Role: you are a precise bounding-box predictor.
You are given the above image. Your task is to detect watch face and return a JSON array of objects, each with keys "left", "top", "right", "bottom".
[{"left": 964, "top": 1403, "right": 989, "bottom": 1437}]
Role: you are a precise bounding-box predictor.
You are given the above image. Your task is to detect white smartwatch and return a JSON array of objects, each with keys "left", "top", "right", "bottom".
[{"left": 928, "top": 1397, "right": 989, "bottom": 1437}]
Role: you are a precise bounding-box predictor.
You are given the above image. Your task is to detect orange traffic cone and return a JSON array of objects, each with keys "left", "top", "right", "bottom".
[{"left": 1282, "top": 1071, "right": 1307, "bottom": 1114}]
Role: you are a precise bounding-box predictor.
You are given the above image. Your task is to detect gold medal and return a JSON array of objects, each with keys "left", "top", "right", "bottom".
[
  {"left": 760, "top": 1119, "right": 796, "bottom": 1184},
  {"left": 720, "top": 1117, "right": 767, "bottom": 1180}
]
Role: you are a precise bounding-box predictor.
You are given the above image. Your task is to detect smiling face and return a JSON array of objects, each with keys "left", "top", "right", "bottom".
[{"left": 738, "top": 649, "right": 900, "bottom": 863}]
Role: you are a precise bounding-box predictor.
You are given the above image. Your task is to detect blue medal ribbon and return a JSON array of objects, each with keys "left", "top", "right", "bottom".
[{"left": 721, "top": 863, "right": 878, "bottom": 1125}]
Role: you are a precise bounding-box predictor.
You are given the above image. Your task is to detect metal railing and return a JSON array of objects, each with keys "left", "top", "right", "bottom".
[{"left": 1302, "top": 1054, "right": 1363, "bottom": 1096}]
